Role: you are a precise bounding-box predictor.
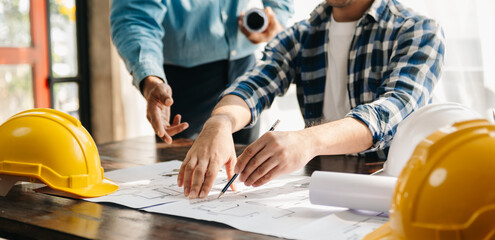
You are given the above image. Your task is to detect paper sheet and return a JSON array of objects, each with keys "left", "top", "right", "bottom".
[
  {"left": 86, "top": 161, "right": 193, "bottom": 208},
  {"left": 86, "top": 161, "right": 388, "bottom": 239},
  {"left": 309, "top": 171, "right": 397, "bottom": 212}
]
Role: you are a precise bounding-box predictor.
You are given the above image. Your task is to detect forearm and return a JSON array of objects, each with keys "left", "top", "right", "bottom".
[
  {"left": 110, "top": 0, "right": 166, "bottom": 89},
  {"left": 207, "top": 95, "right": 252, "bottom": 134},
  {"left": 302, "top": 117, "right": 373, "bottom": 156}
]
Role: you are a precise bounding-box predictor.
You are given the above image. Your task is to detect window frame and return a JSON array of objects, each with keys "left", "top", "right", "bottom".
[
  {"left": 47, "top": 0, "right": 91, "bottom": 132},
  {"left": 0, "top": 0, "right": 50, "bottom": 108}
]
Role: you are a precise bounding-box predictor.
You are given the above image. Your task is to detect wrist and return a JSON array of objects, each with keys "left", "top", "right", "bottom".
[
  {"left": 142, "top": 76, "right": 165, "bottom": 99},
  {"left": 206, "top": 115, "right": 235, "bottom": 133},
  {"left": 296, "top": 128, "right": 320, "bottom": 159}
]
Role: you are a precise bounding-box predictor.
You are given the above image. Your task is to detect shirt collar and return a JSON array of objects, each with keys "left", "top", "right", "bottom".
[
  {"left": 364, "top": 0, "right": 389, "bottom": 23},
  {"left": 308, "top": 1, "right": 332, "bottom": 25}
]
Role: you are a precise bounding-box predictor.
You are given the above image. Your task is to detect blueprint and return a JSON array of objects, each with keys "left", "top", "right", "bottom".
[
  {"left": 87, "top": 161, "right": 205, "bottom": 209},
  {"left": 86, "top": 160, "right": 388, "bottom": 239}
]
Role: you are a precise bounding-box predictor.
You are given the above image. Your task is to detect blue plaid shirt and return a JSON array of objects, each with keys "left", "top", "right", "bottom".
[{"left": 222, "top": 0, "right": 445, "bottom": 158}]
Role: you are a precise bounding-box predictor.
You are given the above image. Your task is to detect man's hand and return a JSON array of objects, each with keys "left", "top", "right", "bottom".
[
  {"left": 142, "top": 76, "right": 189, "bottom": 143},
  {"left": 238, "top": 7, "right": 284, "bottom": 44},
  {"left": 178, "top": 115, "right": 238, "bottom": 199},
  {"left": 235, "top": 130, "right": 314, "bottom": 187}
]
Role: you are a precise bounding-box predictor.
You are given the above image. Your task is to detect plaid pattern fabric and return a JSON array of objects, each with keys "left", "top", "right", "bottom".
[{"left": 222, "top": 0, "right": 445, "bottom": 157}]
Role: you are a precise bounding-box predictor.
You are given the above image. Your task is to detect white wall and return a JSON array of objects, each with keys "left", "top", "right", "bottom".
[
  {"left": 119, "top": 59, "right": 155, "bottom": 139},
  {"left": 400, "top": 0, "right": 495, "bottom": 119}
]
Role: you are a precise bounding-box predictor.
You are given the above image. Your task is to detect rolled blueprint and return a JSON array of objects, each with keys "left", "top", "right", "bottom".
[
  {"left": 244, "top": 8, "right": 268, "bottom": 33},
  {"left": 309, "top": 171, "right": 397, "bottom": 212}
]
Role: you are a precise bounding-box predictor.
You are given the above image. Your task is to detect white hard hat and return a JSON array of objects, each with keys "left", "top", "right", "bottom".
[{"left": 383, "top": 102, "right": 481, "bottom": 177}]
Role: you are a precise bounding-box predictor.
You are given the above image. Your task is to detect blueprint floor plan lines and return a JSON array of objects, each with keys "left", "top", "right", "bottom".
[
  {"left": 114, "top": 176, "right": 183, "bottom": 199},
  {"left": 86, "top": 161, "right": 188, "bottom": 209},
  {"left": 194, "top": 202, "right": 260, "bottom": 218},
  {"left": 188, "top": 192, "right": 247, "bottom": 205},
  {"left": 186, "top": 192, "right": 297, "bottom": 219},
  {"left": 134, "top": 184, "right": 182, "bottom": 200},
  {"left": 83, "top": 160, "right": 388, "bottom": 239}
]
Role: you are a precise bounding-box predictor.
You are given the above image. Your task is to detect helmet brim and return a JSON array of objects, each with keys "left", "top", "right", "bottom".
[
  {"left": 363, "top": 222, "right": 395, "bottom": 240},
  {"left": 44, "top": 177, "right": 119, "bottom": 198}
]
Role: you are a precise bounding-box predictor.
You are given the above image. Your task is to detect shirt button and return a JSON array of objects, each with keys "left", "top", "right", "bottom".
[
  {"left": 231, "top": 50, "right": 237, "bottom": 56},
  {"left": 222, "top": 11, "right": 228, "bottom": 20}
]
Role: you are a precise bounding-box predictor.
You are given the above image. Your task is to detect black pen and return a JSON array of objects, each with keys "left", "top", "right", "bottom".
[{"left": 217, "top": 119, "right": 280, "bottom": 199}]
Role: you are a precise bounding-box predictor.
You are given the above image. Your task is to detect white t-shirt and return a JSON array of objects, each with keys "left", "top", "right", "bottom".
[{"left": 322, "top": 16, "right": 357, "bottom": 122}]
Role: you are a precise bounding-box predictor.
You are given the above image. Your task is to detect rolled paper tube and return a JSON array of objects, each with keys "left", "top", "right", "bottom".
[
  {"left": 244, "top": 8, "right": 268, "bottom": 33},
  {"left": 309, "top": 171, "right": 397, "bottom": 212}
]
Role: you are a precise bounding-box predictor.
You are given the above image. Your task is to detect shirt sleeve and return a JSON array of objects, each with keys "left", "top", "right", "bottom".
[
  {"left": 110, "top": 0, "right": 167, "bottom": 91},
  {"left": 346, "top": 18, "right": 446, "bottom": 152},
  {"left": 221, "top": 23, "right": 304, "bottom": 127},
  {"left": 262, "top": 0, "right": 295, "bottom": 27}
]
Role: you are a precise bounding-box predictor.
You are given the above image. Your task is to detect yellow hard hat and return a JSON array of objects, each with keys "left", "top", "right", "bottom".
[
  {"left": 364, "top": 119, "right": 495, "bottom": 240},
  {"left": 0, "top": 108, "right": 118, "bottom": 198}
]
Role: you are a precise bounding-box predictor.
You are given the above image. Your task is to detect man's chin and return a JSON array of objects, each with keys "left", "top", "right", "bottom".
[{"left": 326, "top": 0, "right": 355, "bottom": 8}]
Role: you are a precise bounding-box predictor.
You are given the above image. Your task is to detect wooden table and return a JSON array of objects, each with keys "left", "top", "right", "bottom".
[{"left": 0, "top": 136, "right": 384, "bottom": 240}]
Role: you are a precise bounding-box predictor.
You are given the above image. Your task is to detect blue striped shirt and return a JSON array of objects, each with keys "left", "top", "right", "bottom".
[{"left": 222, "top": 0, "right": 445, "bottom": 158}]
